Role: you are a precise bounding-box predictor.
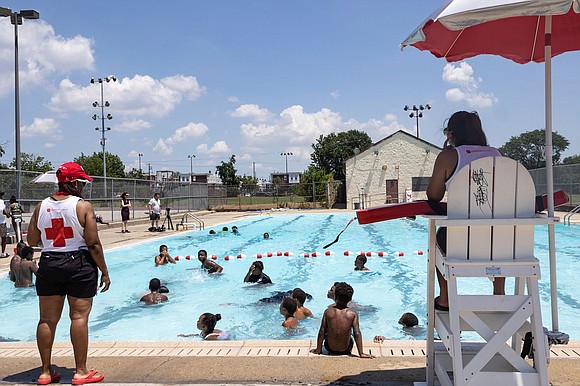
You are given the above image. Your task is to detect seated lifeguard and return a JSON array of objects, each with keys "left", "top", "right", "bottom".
[{"left": 426, "top": 111, "right": 503, "bottom": 311}]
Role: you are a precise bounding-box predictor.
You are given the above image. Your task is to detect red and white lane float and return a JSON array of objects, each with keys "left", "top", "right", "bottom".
[
  {"left": 413, "top": 250, "right": 424, "bottom": 255},
  {"left": 211, "top": 255, "right": 218, "bottom": 260},
  {"left": 393, "top": 251, "right": 405, "bottom": 256}
]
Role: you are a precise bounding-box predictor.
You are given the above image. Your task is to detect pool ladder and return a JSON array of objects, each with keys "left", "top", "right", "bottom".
[
  {"left": 563, "top": 204, "right": 580, "bottom": 225},
  {"left": 176, "top": 212, "right": 205, "bottom": 231}
]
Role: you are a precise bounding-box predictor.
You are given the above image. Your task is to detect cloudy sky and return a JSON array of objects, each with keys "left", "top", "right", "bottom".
[{"left": 1, "top": 0, "right": 578, "bottom": 179}]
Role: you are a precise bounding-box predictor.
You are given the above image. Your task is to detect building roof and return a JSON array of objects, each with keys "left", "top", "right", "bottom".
[{"left": 345, "top": 130, "right": 442, "bottom": 162}]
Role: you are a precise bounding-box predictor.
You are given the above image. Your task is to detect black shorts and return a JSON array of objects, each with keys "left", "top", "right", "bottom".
[
  {"left": 36, "top": 249, "right": 98, "bottom": 298},
  {"left": 150, "top": 213, "right": 160, "bottom": 221}
]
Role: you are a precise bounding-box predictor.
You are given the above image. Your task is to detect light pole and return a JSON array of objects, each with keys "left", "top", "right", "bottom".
[
  {"left": 281, "top": 152, "right": 293, "bottom": 182},
  {"left": 138, "top": 153, "right": 143, "bottom": 176},
  {"left": 1, "top": 7, "right": 40, "bottom": 199},
  {"left": 90, "top": 76, "right": 116, "bottom": 195},
  {"left": 188, "top": 154, "right": 196, "bottom": 183},
  {"left": 403, "top": 104, "right": 431, "bottom": 138}
]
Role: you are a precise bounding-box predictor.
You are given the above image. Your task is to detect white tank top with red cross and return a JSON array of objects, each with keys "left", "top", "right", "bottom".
[
  {"left": 38, "top": 196, "right": 87, "bottom": 252},
  {"left": 445, "top": 145, "right": 502, "bottom": 189}
]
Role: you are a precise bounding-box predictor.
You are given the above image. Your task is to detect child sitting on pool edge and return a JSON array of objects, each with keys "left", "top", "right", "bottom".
[
  {"left": 280, "top": 297, "right": 299, "bottom": 328},
  {"left": 311, "top": 282, "right": 373, "bottom": 358},
  {"left": 178, "top": 312, "right": 229, "bottom": 340}
]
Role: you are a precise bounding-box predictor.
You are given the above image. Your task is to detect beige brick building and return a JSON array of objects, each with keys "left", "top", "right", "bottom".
[{"left": 345, "top": 130, "right": 441, "bottom": 209}]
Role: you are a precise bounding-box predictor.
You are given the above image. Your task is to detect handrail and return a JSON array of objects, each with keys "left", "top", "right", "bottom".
[
  {"left": 178, "top": 212, "right": 204, "bottom": 230},
  {"left": 563, "top": 204, "right": 580, "bottom": 225}
]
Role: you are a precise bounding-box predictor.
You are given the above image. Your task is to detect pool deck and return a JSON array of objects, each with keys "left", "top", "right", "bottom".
[{"left": 1, "top": 209, "right": 579, "bottom": 385}]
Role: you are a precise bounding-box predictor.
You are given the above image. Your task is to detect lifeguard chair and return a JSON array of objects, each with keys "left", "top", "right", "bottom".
[{"left": 419, "top": 156, "right": 558, "bottom": 386}]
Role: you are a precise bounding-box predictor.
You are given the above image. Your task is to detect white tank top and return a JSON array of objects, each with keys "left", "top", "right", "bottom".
[
  {"left": 38, "top": 196, "right": 88, "bottom": 252},
  {"left": 445, "top": 145, "right": 501, "bottom": 189}
]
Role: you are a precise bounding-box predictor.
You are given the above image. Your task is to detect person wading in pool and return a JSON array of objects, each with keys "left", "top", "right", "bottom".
[
  {"left": 155, "top": 245, "right": 176, "bottom": 266},
  {"left": 140, "top": 278, "right": 168, "bottom": 304},
  {"left": 198, "top": 249, "right": 223, "bottom": 274},
  {"left": 243, "top": 261, "right": 272, "bottom": 284},
  {"left": 27, "top": 161, "right": 110, "bottom": 385},
  {"left": 427, "top": 111, "right": 503, "bottom": 312}
]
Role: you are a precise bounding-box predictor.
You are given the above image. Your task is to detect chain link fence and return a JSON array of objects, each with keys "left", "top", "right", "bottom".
[
  {"left": 0, "top": 170, "right": 342, "bottom": 221},
  {"left": 528, "top": 164, "right": 580, "bottom": 207}
]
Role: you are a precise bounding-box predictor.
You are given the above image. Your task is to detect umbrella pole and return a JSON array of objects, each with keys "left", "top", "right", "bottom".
[{"left": 544, "top": 16, "right": 559, "bottom": 333}]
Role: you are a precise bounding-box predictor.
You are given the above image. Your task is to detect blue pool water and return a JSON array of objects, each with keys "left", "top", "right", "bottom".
[{"left": 0, "top": 212, "right": 578, "bottom": 342}]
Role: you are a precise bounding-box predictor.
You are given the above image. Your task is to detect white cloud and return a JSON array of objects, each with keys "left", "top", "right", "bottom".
[
  {"left": 240, "top": 123, "right": 277, "bottom": 138},
  {"left": 239, "top": 153, "right": 253, "bottom": 161},
  {"left": 49, "top": 74, "right": 206, "bottom": 118},
  {"left": 230, "top": 104, "right": 273, "bottom": 122},
  {"left": 44, "top": 143, "right": 56, "bottom": 148},
  {"left": 228, "top": 96, "right": 240, "bottom": 103},
  {"left": 160, "top": 74, "right": 206, "bottom": 101},
  {"left": 166, "top": 122, "right": 209, "bottom": 144},
  {"left": 196, "top": 141, "right": 231, "bottom": 154},
  {"left": 21, "top": 118, "right": 61, "bottom": 138},
  {"left": 330, "top": 90, "right": 340, "bottom": 98},
  {"left": 116, "top": 119, "right": 151, "bottom": 133},
  {"left": 0, "top": 21, "right": 94, "bottom": 96},
  {"left": 442, "top": 62, "right": 498, "bottom": 108},
  {"left": 153, "top": 138, "right": 173, "bottom": 155}
]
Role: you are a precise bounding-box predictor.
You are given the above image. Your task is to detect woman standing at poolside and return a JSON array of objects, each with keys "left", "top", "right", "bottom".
[
  {"left": 27, "top": 162, "right": 110, "bottom": 385},
  {"left": 120, "top": 192, "right": 130, "bottom": 233},
  {"left": 427, "top": 111, "right": 502, "bottom": 311}
]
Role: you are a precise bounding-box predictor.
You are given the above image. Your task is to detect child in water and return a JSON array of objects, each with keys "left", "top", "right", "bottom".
[
  {"left": 291, "top": 288, "right": 313, "bottom": 320},
  {"left": 354, "top": 254, "right": 369, "bottom": 271},
  {"left": 178, "top": 312, "right": 229, "bottom": 340},
  {"left": 280, "top": 297, "right": 299, "bottom": 328}
]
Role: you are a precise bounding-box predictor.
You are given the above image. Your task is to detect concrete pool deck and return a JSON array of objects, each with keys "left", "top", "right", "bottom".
[{"left": 1, "top": 209, "right": 579, "bottom": 385}]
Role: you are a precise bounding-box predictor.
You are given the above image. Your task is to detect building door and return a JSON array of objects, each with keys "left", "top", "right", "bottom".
[{"left": 385, "top": 179, "right": 399, "bottom": 203}]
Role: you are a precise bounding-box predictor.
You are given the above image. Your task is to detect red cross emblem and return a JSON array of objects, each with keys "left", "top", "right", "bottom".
[{"left": 45, "top": 218, "right": 74, "bottom": 247}]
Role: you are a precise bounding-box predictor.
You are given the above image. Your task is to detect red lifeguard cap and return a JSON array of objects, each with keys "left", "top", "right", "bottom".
[{"left": 57, "top": 162, "right": 93, "bottom": 183}]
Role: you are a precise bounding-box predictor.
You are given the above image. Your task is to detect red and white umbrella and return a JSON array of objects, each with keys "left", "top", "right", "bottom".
[{"left": 402, "top": 0, "right": 580, "bottom": 335}]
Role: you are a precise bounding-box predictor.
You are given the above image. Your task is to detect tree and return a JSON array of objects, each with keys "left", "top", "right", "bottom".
[
  {"left": 239, "top": 175, "right": 258, "bottom": 189},
  {"left": 563, "top": 154, "right": 580, "bottom": 165},
  {"left": 10, "top": 153, "right": 53, "bottom": 172},
  {"left": 126, "top": 167, "right": 147, "bottom": 179},
  {"left": 310, "top": 130, "right": 372, "bottom": 180},
  {"left": 499, "top": 129, "right": 569, "bottom": 170},
  {"left": 295, "top": 166, "right": 334, "bottom": 201},
  {"left": 74, "top": 152, "right": 126, "bottom": 178},
  {"left": 0, "top": 144, "right": 4, "bottom": 158},
  {"left": 216, "top": 155, "right": 239, "bottom": 186}
]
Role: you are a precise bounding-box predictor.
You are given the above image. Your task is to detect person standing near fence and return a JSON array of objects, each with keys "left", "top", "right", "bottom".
[
  {"left": 147, "top": 192, "right": 161, "bottom": 231},
  {"left": 0, "top": 191, "right": 9, "bottom": 258},
  {"left": 27, "top": 161, "right": 110, "bottom": 385},
  {"left": 120, "top": 192, "right": 130, "bottom": 233}
]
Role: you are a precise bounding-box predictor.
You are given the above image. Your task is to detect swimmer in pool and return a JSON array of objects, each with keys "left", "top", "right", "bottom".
[
  {"left": 155, "top": 245, "right": 176, "bottom": 266},
  {"left": 354, "top": 254, "right": 370, "bottom": 271},
  {"left": 263, "top": 232, "right": 270, "bottom": 239},
  {"left": 291, "top": 288, "right": 313, "bottom": 320},
  {"left": 280, "top": 297, "right": 299, "bottom": 328},
  {"left": 243, "top": 261, "right": 272, "bottom": 284},
  {"left": 373, "top": 312, "right": 420, "bottom": 343},
  {"left": 198, "top": 249, "right": 223, "bottom": 274},
  {"left": 232, "top": 226, "right": 239, "bottom": 234},
  {"left": 140, "top": 278, "right": 168, "bottom": 304},
  {"left": 178, "top": 312, "right": 229, "bottom": 340}
]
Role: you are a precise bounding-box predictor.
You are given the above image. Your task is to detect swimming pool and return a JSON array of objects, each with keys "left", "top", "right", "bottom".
[{"left": 1, "top": 212, "right": 578, "bottom": 342}]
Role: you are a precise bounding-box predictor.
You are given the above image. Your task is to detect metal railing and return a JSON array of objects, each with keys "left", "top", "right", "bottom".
[{"left": 563, "top": 205, "right": 580, "bottom": 225}]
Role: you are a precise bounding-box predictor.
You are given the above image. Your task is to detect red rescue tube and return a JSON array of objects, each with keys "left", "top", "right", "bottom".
[{"left": 356, "top": 190, "right": 569, "bottom": 225}]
